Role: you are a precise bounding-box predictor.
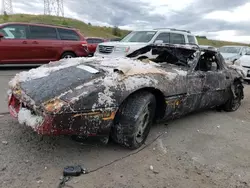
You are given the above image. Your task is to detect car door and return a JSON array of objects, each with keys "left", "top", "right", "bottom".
[
  {"left": 29, "top": 25, "right": 62, "bottom": 63},
  {"left": 184, "top": 66, "right": 206, "bottom": 113},
  {"left": 196, "top": 51, "right": 229, "bottom": 108},
  {"left": 0, "top": 24, "right": 33, "bottom": 64}
]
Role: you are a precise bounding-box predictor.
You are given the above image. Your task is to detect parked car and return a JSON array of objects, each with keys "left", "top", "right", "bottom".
[
  {"left": 199, "top": 45, "right": 217, "bottom": 51},
  {"left": 108, "top": 37, "right": 121, "bottom": 42},
  {"left": 218, "top": 45, "right": 250, "bottom": 64},
  {"left": 0, "top": 22, "right": 89, "bottom": 66},
  {"left": 94, "top": 28, "right": 198, "bottom": 59},
  {"left": 234, "top": 48, "right": 250, "bottom": 83},
  {"left": 86, "top": 37, "right": 107, "bottom": 56},
  {"left": 8, "top": 44, "right": 244, "bottom": 149}
]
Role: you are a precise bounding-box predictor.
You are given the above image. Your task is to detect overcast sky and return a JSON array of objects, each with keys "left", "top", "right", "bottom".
[{"left": 1, "top": 0, "right": 250, "bottom": 43}]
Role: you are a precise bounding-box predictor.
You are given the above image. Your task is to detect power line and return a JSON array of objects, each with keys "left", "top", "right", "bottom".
[
  {"left": 1, "top": 0, "right": 13, "bottom": 15},
  {"left": 44, "top": 0, "right": 64, "bottom": 17}
]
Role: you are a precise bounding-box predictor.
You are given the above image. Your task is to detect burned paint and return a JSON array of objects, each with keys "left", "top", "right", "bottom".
[{"left": 7, "top": 44, "right": 244, "bottom": 138}]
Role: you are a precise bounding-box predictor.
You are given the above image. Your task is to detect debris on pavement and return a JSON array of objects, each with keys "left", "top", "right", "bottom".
[
  {"left": 149, "top": 165, "right": 154, "bottom": 171},
  {"left": 36, "top": 180, "right": 43, "bottom": 184},
  {"left": 58, "top": 165, "right": 88, "bottom": 188},
  {"left": 2, "top": 141, "right": 8, "bottom": 145}
]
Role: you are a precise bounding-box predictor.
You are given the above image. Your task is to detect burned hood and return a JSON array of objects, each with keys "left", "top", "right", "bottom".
[{"left": 9, "top": 58, "right": 106, "bottom": 104}]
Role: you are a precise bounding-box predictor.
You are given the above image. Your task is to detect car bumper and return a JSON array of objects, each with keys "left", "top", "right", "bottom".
[
  {"left": 8, "top": 93, "right": 117, "bottom": 136},
  {"left": 94, "top": 51, "right": 126, "bottom": 58}
]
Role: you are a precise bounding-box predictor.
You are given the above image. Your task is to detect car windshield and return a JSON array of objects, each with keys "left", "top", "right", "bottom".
[
  {"left": 219, "top": 46, "right": 242, "bottom": 54},
  {"left": 121, "top": 31, "right": 156, "bottom": 43}
]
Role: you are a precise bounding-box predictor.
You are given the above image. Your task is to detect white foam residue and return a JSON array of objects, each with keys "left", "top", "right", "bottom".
[
  {"left": 228, "top": 64, "right": 246, "bottom": 77},
  {"left": 18, "top": 108, "right": 44, "bottom": 130},
  {"left": 123, "top": 76, "right": 159, "bottom": 91},
  {"left": 97, "top": 57, "right": 160, "bottom": 71},
  {"left": 96, "top": 74, "right": 120, "bottom": 107},
  {"left": 9, "top": 57, "right": 90, "bottom": 88},
  {"left": 58, "top": 89, "right": 73, "bottom": 98},
  {"left": 166, "top": 72, "right": 178, "bottom": 80},
  {"left": 173, "top": 69, "right": 187, "bottom": 76},
  {"left": 70, "top": 91, "right": 89, "bottom": 102},
  {"left": 77, "top": 65, "right": 99, "bottom": 73}
]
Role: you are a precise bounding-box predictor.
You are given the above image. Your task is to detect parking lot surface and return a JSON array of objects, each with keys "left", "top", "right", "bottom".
[{"left": 0, "top": 68, "right": 250, "bottom": 188}]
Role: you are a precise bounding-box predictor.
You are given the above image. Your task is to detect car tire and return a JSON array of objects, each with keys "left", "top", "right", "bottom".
[
  {"left": 111, "top": 91, "right": 156, "bottom": 150},
  {"left": 223, "top": 81, "right": 244, "bottom": 112},
  {"left": 61, "top": 52, "right": 76, "bottom": 59}
]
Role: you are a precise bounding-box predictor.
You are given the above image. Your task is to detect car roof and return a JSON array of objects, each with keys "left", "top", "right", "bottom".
[
  {"left": 86, "top": 37, "right": 105, "bottom": 39},
  {"left": 0, "top": 22, "right": 77, "bottom": 30},
  {"left": 220, "top": 45, "right": 247, "bottom": 48},
  {"left": 132, "top": 28, "right": 193, "bottom": 35}
]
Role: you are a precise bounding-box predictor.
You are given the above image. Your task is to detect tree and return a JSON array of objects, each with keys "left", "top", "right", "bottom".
[
  {"left": 112, "top": 26, "right": 121, "bottom": 37},
  {"left": 88, "top": 22, "right": 92, "bottom": 26},
  {"left": 3, "top": 11, "right": 9, "bottom": 21},
  {"left": 196, "top": 35, "right": 207, "bottom": 39}
]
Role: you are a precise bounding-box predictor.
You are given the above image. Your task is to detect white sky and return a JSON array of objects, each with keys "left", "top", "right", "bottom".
[{"left": 0, "top": 0, "right": 250, "bottom": 43}]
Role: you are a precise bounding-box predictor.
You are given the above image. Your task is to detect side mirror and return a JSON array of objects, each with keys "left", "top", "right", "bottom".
[
  {"left": 154, "top": 40, "right": 163, "bottom": 44},
  {"left": 0, "top": 33, "right": 4, "bottom": 39}
]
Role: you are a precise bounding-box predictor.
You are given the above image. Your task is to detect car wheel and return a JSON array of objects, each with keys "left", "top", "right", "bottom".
[
  {"left": 223, "top": 81, "right": 244, "bottom": 112},
  {"left": 61, "top": 52, "right": 76, "bottom": 59},
  {"left": 111, "top": 91, "right": 156, "bottom": 150}
]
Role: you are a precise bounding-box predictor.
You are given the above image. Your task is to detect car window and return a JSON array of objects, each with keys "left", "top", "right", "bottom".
[
  {"left": 86, "top": 38, "right": 94, "bottom": 43},
  {"left": 170, "top": 33, "right": 185, "bottom": 44},
  {"left": 195, "top": 51, "right": 220, "bottom": 72},
  {"left": 219, "top": 47, "right": 241, "bottom": 54},
  {"left": 121, "top": 31, "right": 156, "bottom": 43},
  {"left": 29, "top": 25, "right": 58, "bottom": 39},
  {"left": 0, "top": 25, "right": 27, "bottom": 39},
  {"left": 87, "top": 38, "right": 104, "bottom": 43},
  {"left": 95, "top": 39, "right": 104, "bottom": 43},
  {"left": 57, "top": 28, "right": 80, "bottom": 41},
  {"left": 154, "top": 32, "right": 170, "bottom": 43},
  {"left": 241, "top": 47, "right": 247, "bottom": 55},
  {"left": 246, "top": 48, "right": 250, "bottom": 55},
  {"left": 187, "top": 35, "right": 196, "bottom": 44}
]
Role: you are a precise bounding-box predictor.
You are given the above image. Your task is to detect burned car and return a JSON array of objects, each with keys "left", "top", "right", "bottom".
[{"left": 8, "top": 44, "right": 244, "bottom": 149}]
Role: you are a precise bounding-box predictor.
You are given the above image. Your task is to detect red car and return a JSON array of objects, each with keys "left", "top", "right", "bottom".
[
  {"left": 86, "top": 37, "right": 107, "bottom": 56},
  {"left": 0, "top": 22, "right": 89, "bottom": 66}
]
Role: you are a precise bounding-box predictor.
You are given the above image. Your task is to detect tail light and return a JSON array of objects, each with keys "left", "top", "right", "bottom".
[{"left": 81, "top": 41, "right": 89, "bottom": 52}]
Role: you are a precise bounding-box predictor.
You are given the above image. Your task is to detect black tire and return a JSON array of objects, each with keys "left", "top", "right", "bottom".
[
  {"left": 61, "top": 52, "right": 76, "bottom": 59},
  {"left": 111, "top": 91, "right": 156, "bottom": 150},
  {"left": 223, "top": 81, "right": 244, "bottom": 112}
]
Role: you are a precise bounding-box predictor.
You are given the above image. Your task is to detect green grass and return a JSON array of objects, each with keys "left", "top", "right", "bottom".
[{"left": 0, "top": 14, "right": 249, "bottom": 47}]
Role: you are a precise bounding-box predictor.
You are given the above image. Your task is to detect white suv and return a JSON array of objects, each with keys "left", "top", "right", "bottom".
[{"left": 94, "top": 28, "right": 198, "bottom": 58}]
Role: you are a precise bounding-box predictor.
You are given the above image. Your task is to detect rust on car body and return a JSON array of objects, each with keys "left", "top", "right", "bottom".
[{"left": 7, "top": 44, "right": 244, "bottom": 143}]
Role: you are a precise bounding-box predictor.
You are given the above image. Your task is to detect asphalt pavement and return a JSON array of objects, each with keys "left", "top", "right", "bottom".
[{"left": 0, "top": 68, "right": 250, "bottom": 188}]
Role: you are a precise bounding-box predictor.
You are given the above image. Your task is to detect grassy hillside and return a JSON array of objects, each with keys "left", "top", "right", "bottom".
[{"left": 0, "top": 14, "right": 249, "bottom": 47}]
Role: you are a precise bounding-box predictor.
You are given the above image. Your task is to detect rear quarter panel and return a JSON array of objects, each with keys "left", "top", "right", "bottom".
[{"left": 62, "top": 41, "right": 88, "bottom": 57}]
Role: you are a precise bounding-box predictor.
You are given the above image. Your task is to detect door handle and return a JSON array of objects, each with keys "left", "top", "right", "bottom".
[
  {"left": 22, "top": 41, "right": 27, "bottom": 44},
  {"left": 32, "top": 41, "right": 38, "bottom": 44}
]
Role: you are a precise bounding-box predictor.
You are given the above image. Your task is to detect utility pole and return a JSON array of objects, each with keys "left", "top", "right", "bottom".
[
  {"left": 44, "top": 0, "right": 64, "bottom": 17},
  {"left": 1, "top": 0, "right": 13, "bottom": 15}
]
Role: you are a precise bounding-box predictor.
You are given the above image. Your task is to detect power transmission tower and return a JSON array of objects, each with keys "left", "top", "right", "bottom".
[
  {"left": 1, "top": 0, "right": 13, "bottom": 15},
  {"left": 44, "top": 0, "right": 64, "bottom": 17}
]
